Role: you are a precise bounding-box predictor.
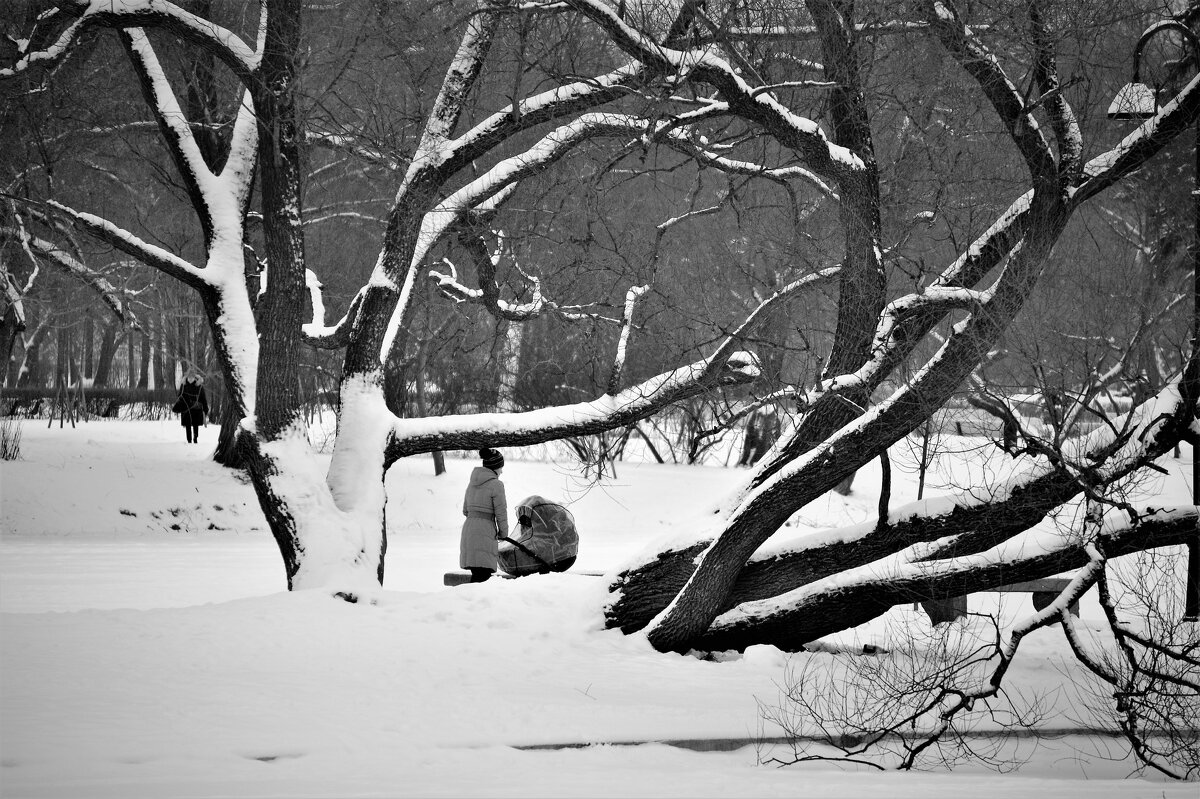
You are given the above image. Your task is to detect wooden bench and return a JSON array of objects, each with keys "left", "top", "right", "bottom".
[{"left": 921, "top": 578, "right": 1079, "bottom": 625}]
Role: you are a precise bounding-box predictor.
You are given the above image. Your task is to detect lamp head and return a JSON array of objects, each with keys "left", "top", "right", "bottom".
[{"left": 1107, "top": 81, "right": 1159, "bottom": 120}]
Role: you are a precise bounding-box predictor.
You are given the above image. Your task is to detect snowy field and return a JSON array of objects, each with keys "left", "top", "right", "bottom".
[{"left": 1, "top": 418, "right": 1196, "bottom": 798}]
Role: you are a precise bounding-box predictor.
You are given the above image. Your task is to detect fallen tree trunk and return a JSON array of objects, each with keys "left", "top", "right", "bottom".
[
  {"left": 694, "top": 507, "right": 1199, "bottom": 652},
  {"left": 605, "top": 371, "right": 1198, "bottom": 643}
]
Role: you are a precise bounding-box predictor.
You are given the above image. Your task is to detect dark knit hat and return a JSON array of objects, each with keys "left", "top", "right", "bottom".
[{"left": 480, "top": 448, "right": 505, "bottom": 471}]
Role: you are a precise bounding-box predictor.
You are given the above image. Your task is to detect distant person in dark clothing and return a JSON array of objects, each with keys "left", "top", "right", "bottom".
[{"left": 174, "top": 374, "right": 209, "bottom": 444}]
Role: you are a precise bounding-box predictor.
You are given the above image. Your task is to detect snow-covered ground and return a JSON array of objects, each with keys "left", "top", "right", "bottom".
[{"left": 1, "top": 418, "right": 1195, "bottom": 798}]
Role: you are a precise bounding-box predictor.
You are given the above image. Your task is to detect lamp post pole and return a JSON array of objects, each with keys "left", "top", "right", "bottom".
[{"left": 1109, "top": 18, "right": 1200, "bottom": 621}]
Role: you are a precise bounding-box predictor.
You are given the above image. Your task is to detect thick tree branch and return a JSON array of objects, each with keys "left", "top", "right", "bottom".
[
  {"left": 384, "top": 349, "right": 760, "bottom": 464},
  {"left": 1028, "top": 0, "right": 1082, "bottom": 184},
  {"left": 2, "top": 225, "right": 138, "bottom": 327},
  {"left": 0, "top": 0, "right": 261, "bottom": 84},
  {"left": 923, "top": 0, "right": 1058, "bottom": 190},
  {"left": 556, "top": 0, "right": 866, "bottom": 182},
  {"left": 45, "top": 200, "right": 204, "bottom": 287},
  {"left": 607, "top": 370, "right": 1198, "bottom": 632},
  {"left": 698, "top": 506, "right": 1198, "bottom": 652}
]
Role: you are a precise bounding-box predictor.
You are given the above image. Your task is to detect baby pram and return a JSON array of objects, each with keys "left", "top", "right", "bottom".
[{"left": 497, "top": 495, "right": 579, "bottom": 576}]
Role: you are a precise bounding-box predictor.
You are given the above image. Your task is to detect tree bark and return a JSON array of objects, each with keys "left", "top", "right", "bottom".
[
  {"left": 137, "top": 326, "right": 150, "bottom": 389},
  {"left": 54, "top": 326, "right": 68, "bottom": 388},
  {"left": 0, "top": 305, "right": 23, "bottom": 388},
  {"left": 92, "top": 321, "right": 121, "bottom": 387},
  {"left": 694, "top": 511, "right": 1199, "bottom": 652},
  {"left": 82, "top": 311, "right": 94, "bottom": 380},
  {"left": 126, "top": 321, "right": 136, "bottom": 389}
]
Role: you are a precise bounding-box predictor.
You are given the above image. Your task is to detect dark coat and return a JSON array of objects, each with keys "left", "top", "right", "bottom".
[
  {"left": 175, "top": 379, "right": 209, "bottom": 427},
  {"left": 460, "top": 466, "right": 509, "bottom": 570}
]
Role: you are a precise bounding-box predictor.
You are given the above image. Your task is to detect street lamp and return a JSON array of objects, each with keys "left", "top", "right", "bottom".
[{"left": 1108, "top": 18, "right": 1200, "bottom": 622}]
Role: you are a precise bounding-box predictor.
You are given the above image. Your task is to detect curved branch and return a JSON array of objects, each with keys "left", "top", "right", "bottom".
[
  {"left": 698, "top": 506, "right": 1198, "bottom": 652},
  {"left": 923, "top": 0, "right": 1057, "bottom": 189},
  {"left": 1028, "top": 1, "right": 1082, "bottom": 183},
  {"left": 119, "top": 28, "right": 219, "bottom": 245},
  {"left": 558, "top": 0, "right": 866, "bottom": 181},
  {"left": 607, "top": 370, "right": 1198, "bottom": 633},
  {"left": 46, "top": 200, "right": 205, "bottom": 288},
  {"left": 2, "top": 225, "right": 139, "bottom": 327},
  {"left": 0, "top": 0, "right": 261, "bottom": 84},
  {"left": 384, "top": 349, "right": 761, "bottom": 464},
  {"left": 300, "top": 278, "right": 367, "bottom": 350}
]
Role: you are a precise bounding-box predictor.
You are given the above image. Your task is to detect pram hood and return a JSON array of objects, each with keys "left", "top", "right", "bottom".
[{"left": 497, "top": 495, "right": 579, "bottom": 575}]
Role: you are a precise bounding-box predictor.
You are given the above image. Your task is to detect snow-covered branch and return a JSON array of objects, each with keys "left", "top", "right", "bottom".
[
  {"left": 607, "top": 284, "right": 649, "bottom": 395},
  {"left": 414, "top": 112, "right": 836, "bottom": 273},
  {"left": 923, "top": 0, "right": 1057, "bottom": 188},
  {"left": 705, "top": 21, "right": 933, "bottom": 44},
  {"left": 1028, "top": 1, "right": 1082, "bottom": 183},
  {"left": 552, "top": 0, "right": 866, "bottom": 181},
  {"left": 698, "top": 505, "right": 1197, "bottom": 652},
  {"left": 428, "top": 230, "right": 581, "bottom": 324},
  {"left": 1073, "top": 70, "right": 1200, "bottom": 202},
  {"left": 2, "top": 225, "right": 138, "bottom": 326},
  {"left": 385, "top": 350, "right": 760, "bottom": 462},
  {"left": 120, "top": 28, "right": 222, "bottom": 243},
  {"left": 46, "top": 200, "right": 204, "bottom": 287},
  {"left": 0, "top": 0, "right": 262, "bottom": 83},
  {"left": 707, "top": 267, "right": 841, "bottom": 370},
  {"left": 608, "top": 372, "right": 1199, "bottom": 634},
  {"left": 305, "top": 131, "right": 403, "bottom": 170}
]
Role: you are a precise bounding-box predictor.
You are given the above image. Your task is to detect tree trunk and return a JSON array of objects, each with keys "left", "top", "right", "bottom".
[
  {"left": 55, "top": 327, "right": 68, "bottom": 388},
  {"left": 126, "top": 321, "right": 136, "bottom": 388},
  {"left": 18, "top": 330, "right": 42, "bottom": 387},
  {"left": 693, "top": 511, "right": 1198, "bottom": 652},
  {"left": 177, "top": 312, "right": 189, "bottom": 378},
  {"left": 495, "top": 318, "right": 522, "bottom": 411},
  {"left": 0, "top": 306, "right": 23, "bottom": 388},
  {"left": 82, "top": 311, "right": 94, "bottom": 380},
  {"left": 92, "top": 322, "right": 121, "bottom": 387},
  {"left": 415, "top": 344, "right": 445, "bottom": 476},
  {"left": 157, "top": 310, "right": 171, "bottom": 387},
  {"left": 137, "top": 326, "right": 150, "bottom": 389}
]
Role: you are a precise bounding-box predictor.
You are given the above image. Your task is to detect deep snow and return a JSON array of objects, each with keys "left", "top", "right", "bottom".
[{"left": 1, "top": 418, "right": 1195, "bottom": 798}]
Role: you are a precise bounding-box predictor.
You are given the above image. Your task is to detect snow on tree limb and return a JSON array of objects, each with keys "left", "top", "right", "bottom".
[
  {"left": 412, "top": 111, "right": 836, "bottom": 280},
  {"left": 700, "top": 505, "right": 1197, "bottom": 652},
  {"left": 302, "top": 288, "right": 365, "bottom": 349},
  {"left": 642, "top": 184, "right": 1085, "bottom": 650},
  {"left": 305, "top": 132, "right": 402, "bottom": 170},
  {"left": 0, "top": 0, "right": 262, "bottom": 83},
  {"left": 438, "top": 63, "right": 650, "bottom": 182},
  {"left": 1028, "top": 1, "right": 1082, "bottom": 184},
  {"left": 546, "top": 0, "right": 866, "bottom": 179},
  {"left": 45, "top": 201, "right": 203, "bottom": 286},
  {"left": 923, "top": 0, "right": 1057, "bottom": 188},
  {"left": 428, "top": 231, "right": 564, "bottom": 323},
  {"left": 3, "top": 224, "right": 137, "bottom": 327},
  {"left": 741, "top": 70, "right": 1200, "bottom": 496},
  {"left": 607, "top": 368, "right": 1199, "bottom": 634},
  {"left": 1074, "top": 71, "right": 1200, "bottom": 201},
  {"left": 119, "top": 28, "right": 223, "bottom": 244},
  {"left": 608, "top": 284, "right": 649, "bottom": 395},
  {"left": 403, "top": 2, "right": 497, "bottom": 176},
  {"left": 385, "top": 348, "right": 760, "bottom": 461}
]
